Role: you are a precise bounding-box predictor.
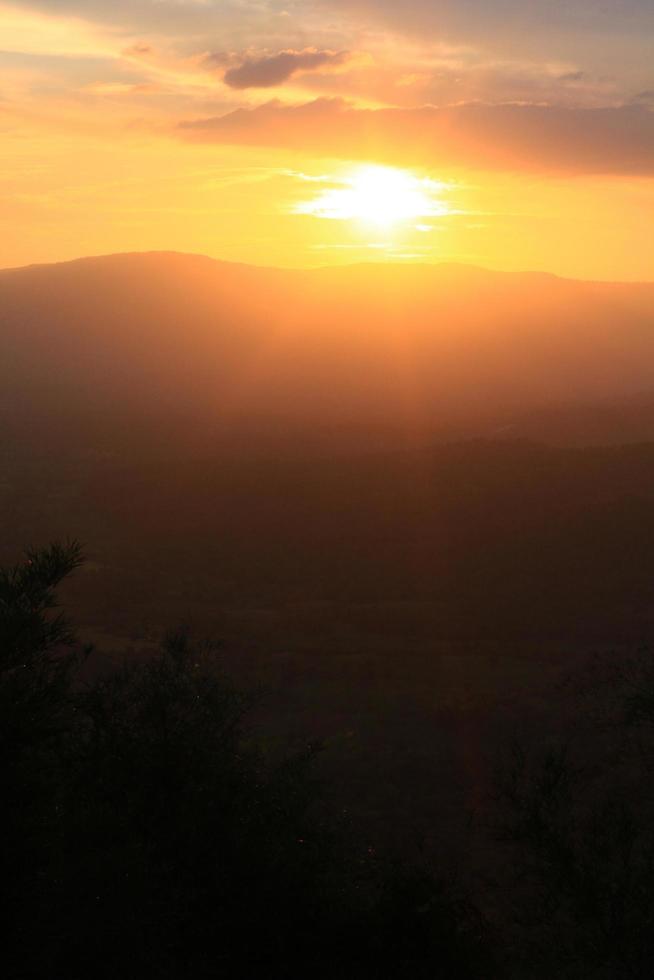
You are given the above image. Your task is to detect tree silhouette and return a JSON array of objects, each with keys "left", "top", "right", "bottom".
[
  {"left": 1, "top": 544, "right": 492, "bottom": 979},
  {"left": 494, "top": 651, "right": 654, "bottom": 979},
  {"left": 0, "top": 541, "right": 84, "bottom": 975}
]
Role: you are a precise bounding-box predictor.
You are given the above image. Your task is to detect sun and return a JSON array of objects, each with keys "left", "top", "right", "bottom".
[{"left": 295, "top": 165, "right": 450, "bottom": 229}]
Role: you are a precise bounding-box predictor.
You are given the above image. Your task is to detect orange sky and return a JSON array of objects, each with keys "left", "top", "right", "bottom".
[{"left": 1, "top": 1, "right": 653, "bottom": 279}]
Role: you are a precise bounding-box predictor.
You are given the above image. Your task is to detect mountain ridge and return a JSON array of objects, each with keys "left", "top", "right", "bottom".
[
  {"left": 2, "top": 250, "right": 652, "bottom": 287},
  {"left": 2, "top": 249, "right": 654, "bottom": 457}
]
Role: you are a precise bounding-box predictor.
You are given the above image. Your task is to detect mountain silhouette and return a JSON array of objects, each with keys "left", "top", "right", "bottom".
[{"left": 2, "top": 251, "right": 654, "bottom": 455}]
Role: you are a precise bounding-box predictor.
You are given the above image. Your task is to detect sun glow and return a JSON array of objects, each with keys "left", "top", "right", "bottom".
[{"left": 294, "top": 165, "right": 451, "bottom": 229}]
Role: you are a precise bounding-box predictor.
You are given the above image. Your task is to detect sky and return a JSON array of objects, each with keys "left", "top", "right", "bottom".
[{"left": 1, "top": 0, "right": 653, "bottom": 279}]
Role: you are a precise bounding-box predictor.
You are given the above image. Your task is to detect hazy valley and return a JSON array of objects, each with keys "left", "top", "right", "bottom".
[{"left": 4, "top": 253, "right": 654, "bottom": 863}]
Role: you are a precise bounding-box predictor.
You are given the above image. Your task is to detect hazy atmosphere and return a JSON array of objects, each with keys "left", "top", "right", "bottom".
[
  {"left": 2, "top": 0, "right": 654, "bottom": 277},
  {"left": 2, "top": 3, "right": 654, "bottom": 979}
]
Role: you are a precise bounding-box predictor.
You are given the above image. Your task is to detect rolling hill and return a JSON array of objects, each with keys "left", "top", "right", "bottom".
[
  {"left": 2, "top": 252, "right": 654, "bottom": 459},
  {"left": 4, "top": 252, "right": 654, "bottom": 854}
]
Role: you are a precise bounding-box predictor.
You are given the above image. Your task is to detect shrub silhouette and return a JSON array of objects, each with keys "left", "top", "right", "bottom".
[{"left": 1, "top": 544, "right": 492, "bottom": 979}]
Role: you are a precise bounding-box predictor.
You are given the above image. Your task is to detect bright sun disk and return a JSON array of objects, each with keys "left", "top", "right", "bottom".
[{"left": 295, "top": 165, "right": 450, "bottom": 229}]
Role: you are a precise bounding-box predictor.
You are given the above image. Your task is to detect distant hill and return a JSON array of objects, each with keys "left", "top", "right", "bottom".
[
  {"left": 2, "top": 251, "right": 654, "bottom": 457},
  {"left": 5, "top": 254, "right": 654, "bottom": 848}
]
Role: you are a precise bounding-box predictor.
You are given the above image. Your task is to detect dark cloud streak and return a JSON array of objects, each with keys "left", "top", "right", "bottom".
[
  {"left": 180, "top": 99, "right": 654, "bottom": 176},
  {"left": 223, "top": 49, "right": 350, "bottom": 89}
]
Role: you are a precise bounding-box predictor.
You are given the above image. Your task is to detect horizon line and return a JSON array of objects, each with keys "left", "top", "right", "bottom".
[{"left": 1, "top": 249, "right": 653, "bottom": 287}]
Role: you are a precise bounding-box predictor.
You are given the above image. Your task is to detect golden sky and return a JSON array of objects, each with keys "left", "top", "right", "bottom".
[{"left": 1, "top": 0, "right": 653, "bottom": 279}]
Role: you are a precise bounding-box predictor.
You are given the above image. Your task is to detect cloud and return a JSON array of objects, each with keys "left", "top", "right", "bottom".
[
  {"left": 5, "top": 1, "right": 652, "bottom": 113},
  {"left": 3, "top": 0, "right": 260, "bottom": 33},
  {"left": 180, "top": 98, "right": 654, "bottom": 176},
  {"left": 318, "top": 0, "right": 654, "bottom": 46},
  {"left": 0, "top": 3, "right": 122, "bottom": 59},
  {"left": 14, "top": 0, "right": 654, "bottom": 39},
  {"left": 222, "top": 48, "right": 351, "bottom": 89},
  {"left": 3, "top": 0, "right": 326, "bottom": 49},
  {"left": 557, "top": 71, "right": 585, "bottom": 83},
  {"left": 315, "top": 0, "right": 654, "bottom": 100},
  {"left": 124, "top": 43, "right": 152, "bottom": 56},
  {"left": 632, "top": 90, "right": 654, "bottom": 107}
]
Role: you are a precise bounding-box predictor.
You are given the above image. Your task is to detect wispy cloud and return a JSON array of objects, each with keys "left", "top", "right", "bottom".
[{"left": 0, "top": 2, "right": 124, "bottom": 59}]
